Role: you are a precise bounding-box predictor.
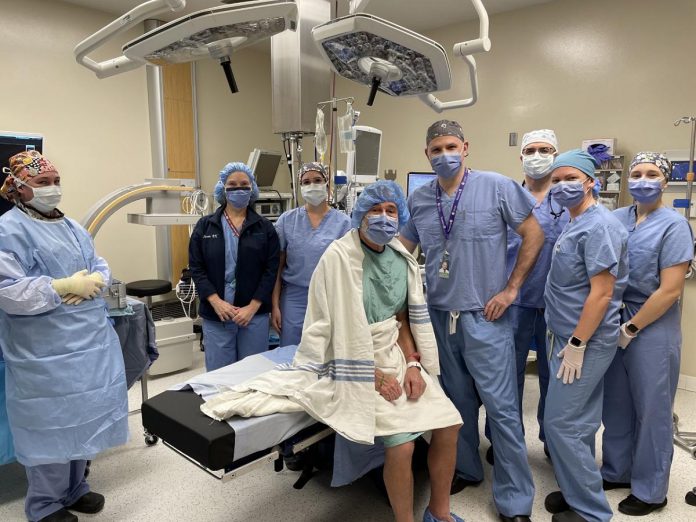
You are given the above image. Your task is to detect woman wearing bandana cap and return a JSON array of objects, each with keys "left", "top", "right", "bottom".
[
  {"left": 188, "top": 162, "right": 280, "bottom": 371},
  {"left": 271, "top": 162, "right": 350, "bottom": 347},
  {"left": 0, "top": 150, "right": 128, "bottom": 522},
  {"left": 601, "top": 152, "right": 693, "bottom": 516}
]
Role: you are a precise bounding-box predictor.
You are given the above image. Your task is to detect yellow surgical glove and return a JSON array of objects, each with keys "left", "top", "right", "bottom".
[{"left": 51, "top": 269, "right": 106, "bottom": 300}]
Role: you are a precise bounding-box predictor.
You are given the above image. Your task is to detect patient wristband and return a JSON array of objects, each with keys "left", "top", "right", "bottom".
[
  {"left": 406, "top": 352, "right": 421, "bottom": 362},
  {"left": 407, "top": 361, "right": 422, "bottom": 371}
]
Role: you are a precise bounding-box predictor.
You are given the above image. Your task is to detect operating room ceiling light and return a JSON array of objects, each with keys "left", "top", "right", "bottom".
[
  {"left": 312, "top": 0, "right": 492, "bottom": 112},
  {"left": 74, "top": 0, "right": 297, "bottom": 94},
  {"left": 313, "top": 14, "right": 450, "bottom": 106}
]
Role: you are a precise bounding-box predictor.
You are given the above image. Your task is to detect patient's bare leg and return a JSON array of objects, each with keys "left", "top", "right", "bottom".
[
  {"left": 428, "top": 424, "right": 461, "bottom": 521},
  {"left": 383, "top": 441, "right": 415, "bottom": 522}
]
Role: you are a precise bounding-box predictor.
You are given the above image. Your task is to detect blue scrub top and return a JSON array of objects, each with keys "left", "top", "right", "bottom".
[
  {"left": 506, "top": 192, "right": 570, "bottom": 309},
  {"left": 613, "top": 205, "right": 693, "bottom": 305},
  {"left": 221, "top": 215, "right": 239, "bottom": 304},
  {"left": 275, "top": 207, "right": 351, "bottom": 288},
  {"left": 401, "top": 170, "right": 536, "bottom": 311},
  {"left": 544, "top": 204, "right": 629, "bottom": 341}
]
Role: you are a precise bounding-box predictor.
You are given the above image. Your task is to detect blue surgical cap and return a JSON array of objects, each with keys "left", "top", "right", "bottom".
[
  {"left": 214, "top": 162, "right": 259, "bottom": 205},
  {"left": 551, "top": 149, "right": 599, "bottom": 179},
  {"left": 351, "top": 180, "right": 409, "bottom": 229}
]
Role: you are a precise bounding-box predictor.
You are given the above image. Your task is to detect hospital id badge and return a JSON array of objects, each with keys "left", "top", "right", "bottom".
[{"left": 438, "top": 251, "right": 450, "bottom": 279}]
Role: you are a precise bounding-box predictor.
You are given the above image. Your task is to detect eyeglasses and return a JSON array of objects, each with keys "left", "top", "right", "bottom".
[{"left": 522, "top": 147, "right": 555, "bottom": 156}]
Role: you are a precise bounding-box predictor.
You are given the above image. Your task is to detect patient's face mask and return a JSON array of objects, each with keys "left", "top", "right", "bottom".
[
  {"left": 362, "top": 214, "right": 399, "bottom": 246},
  {"left": 226, "top": 187, "right": 252, "bottom": 209},
  {"left": 27, "top": 185, "right": 62, "bottom": 213}
]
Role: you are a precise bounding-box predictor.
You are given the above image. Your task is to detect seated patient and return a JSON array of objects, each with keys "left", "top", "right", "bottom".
[{"left": 203, "top": 181, "right": 464, "bottom": 522}]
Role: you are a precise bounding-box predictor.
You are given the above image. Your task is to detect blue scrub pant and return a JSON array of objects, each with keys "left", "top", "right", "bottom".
[
  {"left": 429, "top": 308, "right": 534, "bottom": 517},
  {"left": 279, "top": 283, "right": 308, "bottom": 347},
  {"left": 25, "top": 460, "right": 89, "bottom": 521},
  {"left": 202, "top": 314, "right": 270, "bottom": 372},
  {"left": 511, "top": 305, "right": 549, "bottom": 443},
  {"left": 545, "top": 331, "right": 615, "bottom": 522},
  {"left": 601, "top": 304, "right": 681, "bottom": 504}
]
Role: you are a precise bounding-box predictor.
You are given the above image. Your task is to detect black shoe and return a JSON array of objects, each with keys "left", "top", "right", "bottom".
[
  {"left": 545, "top": 491, "right": 570, "bottom": 514},
  {"left": 486, "top": 446, "right": 495, "bottom": 465},
  {"left": 67, "top": 491, "right": 105, "bottom": 514},
  {"left": 284, "top": 452, "right": 307, "bottom": 472},
  {"left": 450, "top": 476, "right": 482, "bottom": 495},
  {"left": 618, "top": 494, "right": 667, "bottom": 516},
  {"left": 551, "top": 511, "right": 588, "bottom": 522},
  {"left": 38, "top": 508, "right": 78, "bottom": 522},
  {"left": 686, "top": 489, "right": 696, "bottom": 506},
  {"left": 499, "top": 516, "right": 531, "bottom": 522},
  {"left": 602, "top": 479, "right": 631, "bottom": 490}
]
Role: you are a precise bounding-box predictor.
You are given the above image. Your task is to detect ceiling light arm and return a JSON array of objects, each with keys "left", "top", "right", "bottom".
[
  {"left": 73, "top": 0, "right": 186, "bottom": 79},
  {"left": 419, "top": 0, "right": 491, "bottom": 113}
]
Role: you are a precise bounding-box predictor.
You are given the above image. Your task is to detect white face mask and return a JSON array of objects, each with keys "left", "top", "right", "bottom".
[
  {"left": 301, "top": 183, "right": 327, "bottom": 207},
  {"left": 27, "top": 185, "right": 62, "bottom": 213},
  {"left": 522, "top": 152, "right": 554, "bottom": 180}
]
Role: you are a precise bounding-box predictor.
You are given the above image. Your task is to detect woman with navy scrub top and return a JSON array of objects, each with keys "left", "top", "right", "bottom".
[
  {"left": 189, "top": 162, "right": 280, "bottom": 371},
  {"left": 542, "top": 149, "right": 629, "bottom": 522},
  {"left": 601, "top": 152, "right": 693, "bottom": 517},
  {"left": 271, "top": 162, "right": 351, "bottom": 346}
]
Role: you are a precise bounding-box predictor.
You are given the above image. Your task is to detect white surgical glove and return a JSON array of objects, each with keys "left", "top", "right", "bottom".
[
  {"left": 557, "top": 342, "right": 586, "bottom": 384},
  {"left": 618, "top": 322, "right": 637, "bottom": 349},
  {"left": 62, "top": 294, "right": 85, "bottom": 306},
  {"left": 51, "top": 269, "right": 106, "bottom": 300}
]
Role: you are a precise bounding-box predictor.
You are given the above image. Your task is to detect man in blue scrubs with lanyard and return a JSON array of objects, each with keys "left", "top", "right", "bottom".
[{"left": 400, "top": 120, "right": 544, "bottom": 522}]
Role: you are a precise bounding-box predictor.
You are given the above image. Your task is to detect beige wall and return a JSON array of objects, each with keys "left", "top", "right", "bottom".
[
  {"left": 195, "top": 49, "right": 292, "bottom": 193},
  {"left": 0, "top": 0, "right": 156, "bottom": 283},
  {"left": 4, "top": 0, "right": 696, "bottom": 378},
  {"left": 330, "top": 0, "right": 696, "bottom": 378}
]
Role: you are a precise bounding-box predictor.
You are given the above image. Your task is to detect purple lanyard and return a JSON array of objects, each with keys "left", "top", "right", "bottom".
[{"left": 435, "top": 168, "right": 469, "bottom": 242}]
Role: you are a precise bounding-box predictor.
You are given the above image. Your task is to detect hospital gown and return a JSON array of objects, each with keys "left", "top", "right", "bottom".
[
  {"left": 275, "top": 207, "right": 350, "bottom": 346},
  {"left": 602, "top": 206, "right": 693, "bottom": 504}
]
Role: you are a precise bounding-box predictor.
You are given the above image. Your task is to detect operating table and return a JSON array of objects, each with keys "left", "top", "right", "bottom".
[{"left": 141, "top": 345, "right": 334, "bottom": 487}]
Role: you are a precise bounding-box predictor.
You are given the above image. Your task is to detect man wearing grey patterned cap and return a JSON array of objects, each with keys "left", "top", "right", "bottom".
[{"left": 400, "top": 120, "right": 543, "bottom": 521}]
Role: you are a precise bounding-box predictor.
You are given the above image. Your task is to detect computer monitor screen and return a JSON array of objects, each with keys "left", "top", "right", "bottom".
[
  {"left": 407, "top": 172, "right": 436, "bottom": 197},
  {"left": 355, "top": 129, "right": 381, "bottom": 177},
  {"left": 0, "top": 132, "right": 43, "bottom": 216},
  {"left": 671, "top": 161, "right": 692, "bottom": 182},
  {"left": 248, "top": 149, "right": 283, "bottom": 188}
]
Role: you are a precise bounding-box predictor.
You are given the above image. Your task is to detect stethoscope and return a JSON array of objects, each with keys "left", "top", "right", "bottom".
[{"left": 522, "top": 180, "right": 566, "bottom": 220}]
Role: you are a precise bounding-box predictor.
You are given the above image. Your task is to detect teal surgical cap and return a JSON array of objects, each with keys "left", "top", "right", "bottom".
[{"left": 551, "top": 149, "right": 599, "bottom": 179}]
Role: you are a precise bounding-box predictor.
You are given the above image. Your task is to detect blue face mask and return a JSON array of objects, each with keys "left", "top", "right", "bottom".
[
  {"left": 226, "top": 187, "right": 252, "bottom": 208},
  {"left": 629, "top": 178, "right": 663, "bottom": 203},
  {"left": 550, "top": 181, "right": 588, "bottom": 208},
  {"left": 430, "top": 152, "right": 462, "bottom": 179},
  {"left": 363, "top": 214, "right": 399, "bottom": 246}
]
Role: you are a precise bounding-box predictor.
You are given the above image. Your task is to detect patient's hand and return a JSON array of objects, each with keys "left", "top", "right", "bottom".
[
  {"left": 404, "top": 367, "right": 426, "bottom": 400},
  {"left": 375, "top": 371, "right": 402, "bottom": 402}
]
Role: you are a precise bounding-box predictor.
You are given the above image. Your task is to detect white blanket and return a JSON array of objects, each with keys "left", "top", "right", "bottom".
[{"left": 201, "top": 230, "right": 461, "bottom": 444}]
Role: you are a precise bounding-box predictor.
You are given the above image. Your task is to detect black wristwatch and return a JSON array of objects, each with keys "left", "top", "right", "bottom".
[
  {"left": 625, "top": 322, "right": 640, "bottom": 335},
  {"left": 569, "top": 336, "right": 584, "bottom": 348}
]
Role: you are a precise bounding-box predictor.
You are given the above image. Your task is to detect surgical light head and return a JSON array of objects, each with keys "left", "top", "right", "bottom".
[
  {"left": 75, "top": 0, "right": 297, "bottom": 93},
  {"left": 312, "top": 14, "right": 451, "bottom": 107}
]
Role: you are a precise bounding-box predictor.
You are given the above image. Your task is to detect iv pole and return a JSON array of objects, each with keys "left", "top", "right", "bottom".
[{"left": 672, "top": 115, "right": 696, "bottom": 459}]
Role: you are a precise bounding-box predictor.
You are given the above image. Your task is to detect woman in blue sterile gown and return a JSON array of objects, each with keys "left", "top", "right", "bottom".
[
  {"left": 189, "top": 162, "right": 280, "bottom": 371},
  {"left": 0, "top": 151, "right": 128, "bottom": 522},
  {"left": 542, "top": 150, "right": 629, "bottom": 522},
  {"left": 601, "top": 152, "right": 693, "bottom": 517},
  {"left": 271, "top": 162, "right": 350, "bottom": 346}
]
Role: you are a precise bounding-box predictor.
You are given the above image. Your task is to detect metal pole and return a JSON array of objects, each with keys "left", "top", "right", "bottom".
[
  {"left": 144, "top": 18, "right": 172, "bottom": 282},
  {"left": 331, "top": 99, "right": 338, "bottom": 184}
]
